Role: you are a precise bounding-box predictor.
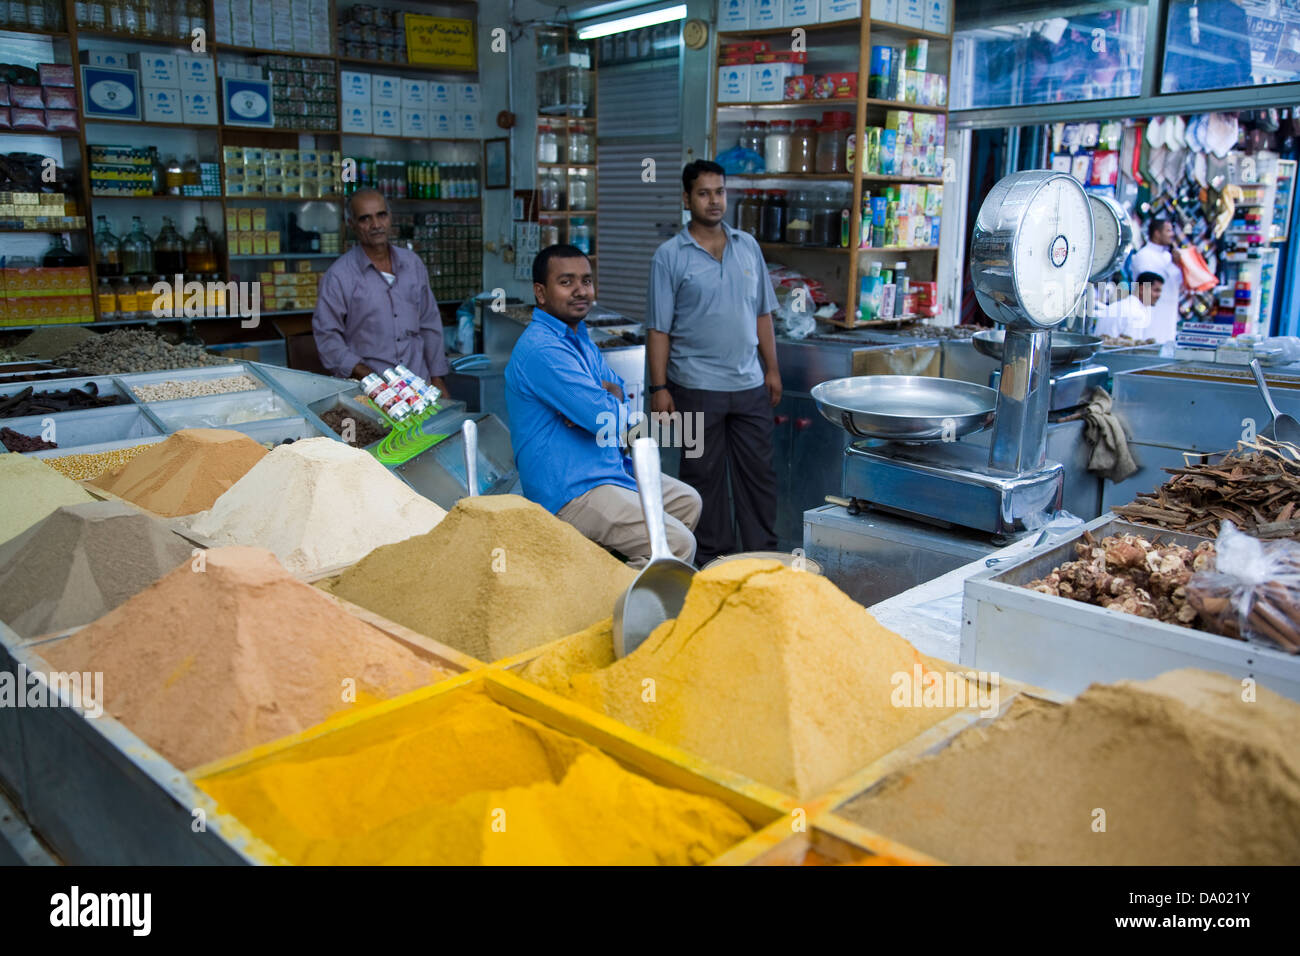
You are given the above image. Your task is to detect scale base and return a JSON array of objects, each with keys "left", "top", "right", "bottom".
[{"left": 842, "top": 441, "right": 1064, "bottom": 535}]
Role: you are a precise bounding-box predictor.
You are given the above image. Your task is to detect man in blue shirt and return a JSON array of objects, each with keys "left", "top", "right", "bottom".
[
  {"left": 505, "top": 244, "right": 701, "bottom": 567},
  {"left": 646, "top": 161, "right": 781, "bottom": 566}
]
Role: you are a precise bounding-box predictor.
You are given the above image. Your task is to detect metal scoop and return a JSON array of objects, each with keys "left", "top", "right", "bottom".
[
  {"left": 461, "top": 418, "right": 478, "bottom": 497},
  {"left": 612, "top": 437, "right": 696, "bottom": 659},
  {"left": 1250, "top": 359, "right": 1300, "bottom": 447}
]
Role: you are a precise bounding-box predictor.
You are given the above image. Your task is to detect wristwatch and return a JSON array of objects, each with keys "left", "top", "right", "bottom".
[{"left": 648, "top": 384, "right": 668, "bottom": 393}]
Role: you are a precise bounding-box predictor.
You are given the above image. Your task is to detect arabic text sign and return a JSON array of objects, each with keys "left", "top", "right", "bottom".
[{"left": 405, "top": 16, "right": 476, "bottom": 70}]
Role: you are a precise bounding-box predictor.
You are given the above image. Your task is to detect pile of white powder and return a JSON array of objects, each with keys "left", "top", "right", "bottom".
[{"left": 187, "top": 438, "right": 446, "bottom": 574}]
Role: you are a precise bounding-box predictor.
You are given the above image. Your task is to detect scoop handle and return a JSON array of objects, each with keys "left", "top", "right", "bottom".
[
  {"left": 631, "top": 437, "right": 671, "bottom": 562},
  {"left": 1251, "top": 359, "right": 1283, "bottom": 424},
  {"left": 462, "top": 418, "right": 479, "bottom": 497}
]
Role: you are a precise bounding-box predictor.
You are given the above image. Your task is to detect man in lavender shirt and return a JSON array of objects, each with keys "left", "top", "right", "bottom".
[{"left": 312, "top": 188, "right": 450, "bottom": 391}]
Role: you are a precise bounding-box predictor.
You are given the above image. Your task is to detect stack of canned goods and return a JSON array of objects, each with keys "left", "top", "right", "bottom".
[
  {"left": 338, "top": 4, "right": 407, "bottom": 62},
  {"left": 359, "top": 366, "right": 442, "bottom": 423}
]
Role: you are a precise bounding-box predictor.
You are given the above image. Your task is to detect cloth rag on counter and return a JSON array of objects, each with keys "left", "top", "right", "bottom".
[{"left": 1080, "top": 387, "right": 1138, "bottom": 483}]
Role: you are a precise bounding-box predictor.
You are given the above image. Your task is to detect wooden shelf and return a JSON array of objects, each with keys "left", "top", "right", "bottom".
[
  {"left": 226, "top": 195, "right": 345, "bottom": 202},
  {"left": 536, "top": 211, "right": 598, "bottom": 218},
  {"left": 717, "top": 22, "right": 861, "bottom": 39},
  {"left": 390, "top": 197, "right": 481, "bottom": 204},
  {"left": 718, "top": 98, "right": 946, "bottom": 114},
  {"left": 0, "top": 25, "right": 70, "bottom": 39},
  {"left": 212, "top": 41, "right": 336, "bottom": 60},
  {"left": 92, "top": 194, "right": 222, "bottom": 200},
  {"left": 229, "top": 252, "right": 337, "bottom": 259},
  {"left": 74, "top": 29, "right": 194, "bottom": 47},
  {"left": 866, "top": 98, "right": 947, "bottom": 113},
  {"left": 857, "top": 245, "right": 940, "bottom": 252},
  {"left": 729, "top": 173, "right": 852, "bottom": 181},
  {"left": 861, "top": 174, "right": 944, "bottom": 185},
  {"left": 339, "top": 133, "right": 481, "bottom": 143},
  {"left": 336, "top": 55, "right": 475, "bottom": 75},
  {"left": 537, "top": 163, "right": 596, "bottom": 170},
  {"left": 83, "top": 118, "right": 221, "bottom": 131},
  {"left": 0, "top": 129, "right": 83, "bottom": 138},
  {"left": 867, "top": 22, "right": 951, "bottom": 42},
  {"left": 760, "top": 242, "right": 851, "bottom": 254}
]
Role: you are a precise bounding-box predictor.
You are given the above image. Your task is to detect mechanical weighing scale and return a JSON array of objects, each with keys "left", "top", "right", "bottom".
[{"left": 811, "top": 170, "right": 1099, "bottom": 537}]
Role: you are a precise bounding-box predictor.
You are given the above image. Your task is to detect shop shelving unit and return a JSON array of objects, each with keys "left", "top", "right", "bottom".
[
  {"left": 710, "top": 11, "right": 953, "bottom": 327},
  {"left": 534, "top": 24, "right": 597, "bottom": 279},
  {"left": 0, "top": 0, "right": 484, "bottom": 329}
]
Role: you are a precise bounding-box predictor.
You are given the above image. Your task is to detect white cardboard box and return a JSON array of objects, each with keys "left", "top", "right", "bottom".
[
  {"left": 897, "top": 0, "right": 924, "bottom": 29},
  {"left": 819, "top": 0, "right": 860, "bottom": 21},
  {"left": 175, "top": 55, "right": 216, "bottom": 92},
  {"left": 133, "top": 53, "right": 179, "bottom": 86},
  {"left": 230, "top": 0, "right": 253, "bottom": 46},
  {"left": 400, "top": 108, "right": 427, "bottom": 137},
  {"left": 308, "top": 0, "right": 330, "bottom": 53},
  {"left": 182, "top": 90, "right": 218, "bottom": 124},
  {"left": 751, "top": 61, "right": 792, "bottom": 101},
  {"left": 717, "top": 65, "right": 751, "bottom": 103},
  {"left": 429, "top": 111, "right": 454, "bottom": 138},
  {"left": 923, "top": 0, "right": 949, "bottom": 33},
  {"left": 341, "top": 104, "right": 372, "bottom": 133},
  {"left": 455, "top": 82, "right": 481, "bottom": 108},
  {"left": 341, "top": 71, "right": 371, "bottom": 103},
  {"left": 751, "top": 0, "right": 782, "bottom": 28},
  {"left": 372, "top": 105, "right": 400, "bottom": 134},
  {"left": 81, "top": 50, "right": 130, "bottom": 67},
  {"left": 718, "top": 0, "right": 750, "bottom": 30},
  {"left": 870, "top": 0, "right": 898, "bottom": 22},
  {"left": 213, "top": 0, "right": 232, "bottom": 42},
  {"left": 371, "top": 74, "right": 400, "bottom": 106},
  {"left": 272, "top": 3, "right": 295, "bottom": 50},
  {"left": 143, "top": 88, "right": 183, "bottom": 122},
  {"left": 784, "top": 0, "right": 818, "bottom": 26},
  {"left": 401, "top": 78, "right": 428, "bottom": 108},
  {"left": 428, "top": 81, "right": 455, "bottom": 107},
  {"left": 455, "top": 111, "right": 480, "bottom": 136}
]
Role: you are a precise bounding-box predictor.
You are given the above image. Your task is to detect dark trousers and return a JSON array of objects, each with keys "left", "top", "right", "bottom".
[{"left": 668, "top": 381, "right": 778, "bottom": 566}]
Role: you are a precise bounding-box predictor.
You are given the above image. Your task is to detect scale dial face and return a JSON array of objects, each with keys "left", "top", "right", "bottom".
[
  {"left": 1086, "top": 193, "right": 1133, "bottom": 282},
  {"left": 970, "top": 170, "right": 1095, "bottom": 329}
]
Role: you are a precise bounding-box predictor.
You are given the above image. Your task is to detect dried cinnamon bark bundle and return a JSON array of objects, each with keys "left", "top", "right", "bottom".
[
  {"left": 1185, "top": 530, "right": 1300, "bottom": 654},
  {"left": 1024, "top": 530, "right": 1216, "bottom": 629},
  {"left": 1115, "top": 438, "right": 1300, "bottom": 541}
]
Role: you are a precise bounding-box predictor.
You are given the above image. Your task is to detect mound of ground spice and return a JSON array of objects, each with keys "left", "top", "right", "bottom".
[
  {"left": 331, "top": 494, "right": 636, "bottom": 661},
  {"left": 0, "top": 500, "right": 194, "bottom": 639},
  {"left": 188, "top": 438, "right": 446, "bottom": 575},
  {"left": 840, "top": 670, "right": 1300, "bottom": 865},
  {"left": 40, "top": 546, "right": 451, "bottom": 770},
  {"left": 520, "top": 559, "right": 963, "bottom": 798},
  {"left": 0, "top": 452, "right": 95, "bottom": 545},
  {"left": 90, "top": 428, "right": 267, "bottom": 517},
  {"left": 196, "top": 689, "right": 753, "bottom": 865}
]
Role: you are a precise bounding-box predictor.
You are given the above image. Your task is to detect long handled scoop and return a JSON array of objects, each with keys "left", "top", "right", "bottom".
[
  {"left": 461, "top": 418, "right": 478, "bottom": 497},
  {"left": 1250, "top": 359, "right": 1300, "bottom": 447},
  {"left": 612, "top": 437, "right": 696, "bottom": 659}
]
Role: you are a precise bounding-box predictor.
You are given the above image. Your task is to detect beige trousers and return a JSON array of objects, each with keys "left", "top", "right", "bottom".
[{"left": 557, "top": 477, "right": 702, "bottom": 568}]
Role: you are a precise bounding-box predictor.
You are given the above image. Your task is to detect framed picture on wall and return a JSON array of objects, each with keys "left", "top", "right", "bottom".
[{"left": 484, "top": 138, "right": 509, "bottom": 189}]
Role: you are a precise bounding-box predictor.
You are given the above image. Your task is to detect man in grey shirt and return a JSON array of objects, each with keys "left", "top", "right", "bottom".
[
  {"left": 312, "top": 188, "right": 450, "bottom": 390},
  {"left": 646, "top": 160, "right": 782, "bottom": 566}
]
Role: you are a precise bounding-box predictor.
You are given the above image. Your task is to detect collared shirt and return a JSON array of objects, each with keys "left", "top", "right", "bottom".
[
  {"left": 1094, "top": 296, "right": 1154, "bottom": 339},
  {"left": 646, "top": 222, "right": 778, "bottom": 391},
  {"left": 1129, "top": 242, "right": 1183, "bottom": 344},
  {"left": 312, "top": 243, "right": 450, "bottom": 381},
  {"left": 504, "top": 307, "right": 635, "bottom": 514}
]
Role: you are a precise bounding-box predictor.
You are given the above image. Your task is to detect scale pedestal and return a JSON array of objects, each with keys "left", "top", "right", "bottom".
[
  {"left": 842, "top": 440, "right": 1064, "bottom": 535},
  {"left": 990, "top": 363, "right": 1108, "bottom": 413}
]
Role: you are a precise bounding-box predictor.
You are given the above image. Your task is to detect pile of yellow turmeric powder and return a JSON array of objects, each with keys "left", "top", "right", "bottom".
[
  {"left": 519, "top": 559, "right": 966, "bottom": 798},
  {"left": 196, "top": 689, "right": 753, "bottom": 865}
]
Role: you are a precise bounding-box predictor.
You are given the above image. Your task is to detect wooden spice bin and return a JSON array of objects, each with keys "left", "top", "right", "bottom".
[{"left": 711, "top": 814, "right": 944, "bottom": 867}]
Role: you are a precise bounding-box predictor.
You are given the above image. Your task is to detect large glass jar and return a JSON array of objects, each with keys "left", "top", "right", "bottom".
[
  {"left": 739, "top": 120, "right": 767, "bottom": 158},
  {"left": 765, "top": 120, "right": 792, "bottom": 174},
  {"left": 815, "top": 124, "right": 847, "bottom": 173},
  {"left": 567, "top": 124, "right": 593, "bottom": 164},
  {"left": 567, "top": 172, "right": 590, "bottom": 211},
  {"left": 154, "top": 216, "right": 185, "bottom": 275},
  {"left": 569, "top": 217, "right": 591, "bottom": 254},
  {"left": 760, "top": 190, "right": 787, "bottom": 244},
  {"left": 539, "top": 221, "right": 560, "bottom": 247},
  {"left": 537, "top": 125, "right": 559, "bottom": 164},
  {"left": 185, "top": 216, "right": 218, "bottom": 273},
  {"left": 736, "top": 189, "right": 762, "bottom": 236},
  {"left": 539, "top": 172, "right": 563, "bottom": 211},
  {"left": 813, "top": 188, "right": 840, "bottom": 246},
  {"left": 786, "top": 191, "right": 813, "bottom": 244},
  {"left": 121, "top": 216, "right": 155, "bottom": 275},
  {"left": 164, "top": 155, "right": 184, "bottom": 195},
  {"left": 94, "top": 215, "right": 122, "bottom": 278},
  {"left": 790, "top": 119, "right": 817, "bottom": 173},
  {"left": 566, "top": 68, "right": 593, "bottom": 113},
  {"left": 182, "top": 156, "right": 200, "bottom": 187}
]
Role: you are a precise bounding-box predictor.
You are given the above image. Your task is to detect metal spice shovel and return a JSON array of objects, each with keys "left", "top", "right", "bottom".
[
  {"left": 612, "top": 437, "right": 696, "bottom": 659},
  {"left": 462, "top": 418, "right": 478, "bottom": 497},
  {"left": 1249, "top": 359, "right": 1300, "bottom": 447}
]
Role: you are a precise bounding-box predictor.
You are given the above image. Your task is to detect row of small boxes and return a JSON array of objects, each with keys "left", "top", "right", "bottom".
[
  {"left": 718, "top": 0, "right": 949, "bottom": 31},
  {"left": 268, "top": 58, "right": 338, "bottom": 130},
  {"left": 342, "top": 105, "right": 481, "bottom": 137},
  {"left": 213, "top": 0, "right": 332, "bottom": 56},
  {"left": 341, "top": 73, "right": 480, "bottom": 109},
  {"left": 261, "top": 260, "right": 323, "bottom": 312},
  {"left": 0, "top": 296, "right": 96, "bottom": 325},
  {"left": 0, "top": 266, "right": 94, "bottom": 326},
  {"left": 223, "top": 147, "right": 343, "bottom": 198},
  {"left": 0, "top": 64, "right": 78, "bottom": 131},
  {"left": 0, "top": 192, "right": 83, "bottom": 231},
  {"left": 886, "top": 109, "right": 946, "bottom": 179}
]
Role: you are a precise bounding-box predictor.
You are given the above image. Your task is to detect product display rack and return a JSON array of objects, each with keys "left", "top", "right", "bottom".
[
  {"left": 1, "top": 0, "right": 485, "bottom": 329},
  {"left": 711, "top": 13, "right": 953, "bottom": 327},
  {"left": 534, "top": 24, "right": 598, "bottom": 277}
]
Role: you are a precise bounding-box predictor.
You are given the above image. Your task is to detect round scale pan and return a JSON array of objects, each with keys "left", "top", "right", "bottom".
[
  {"left": 811, "top": 375, "right": 997, "bottom": 442},
  {"left": 972, "top": 330, "right": 1102, "bottom": 367}
]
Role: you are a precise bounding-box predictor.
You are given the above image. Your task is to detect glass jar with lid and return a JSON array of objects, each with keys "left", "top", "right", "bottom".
[
  {"left": 813, "top": 188, "right": 840, "bottom": 246},
  {"left": 791, "top": 119, "right": 817, "bottom": 174},
  {"left": 182, "top": 156, "right": 201, "bottom": 187},
  {"left": 786, "top": 191, "right": 813, "bottom": 245},
  {"left": 739, "top": 120, "right": 767, "bottom": 158},
  {"left": 164, "top": 155, "right": 184, "bottom": 195},
  {"left": 760, "top": 190, "right": 788, "bottom": 244},
  {"left": 765, "top": 120, "right": 792, "bottom": 174},
  {"left": 185, "top": 216, "right": 218, "bottom": 274},
  {"left": 537, "top": 125, "right": 559, "bottom": 164},
  {"left": 539, "top": 221, "right": 560, "bottom": 247},
  {"left": 736, "top": 189, "right": 762, "bottom": 236},
  {"left": 539, "top": 171, "right": 563, "bottom": 211},
  {"left": 121, "top": 215, "right": 154, "bottom": 275},
  {"left": 815, "top": 124, "right": 847, "bottom": 174},
  {"left": 567, "top": 172, "right": 590, "bottom": 211},
  {"left": 570, "top": 218, "right": 591, "bottom": 254},
  {"left": 567, "top": 124, "right": 593, "bottom": 164}
]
